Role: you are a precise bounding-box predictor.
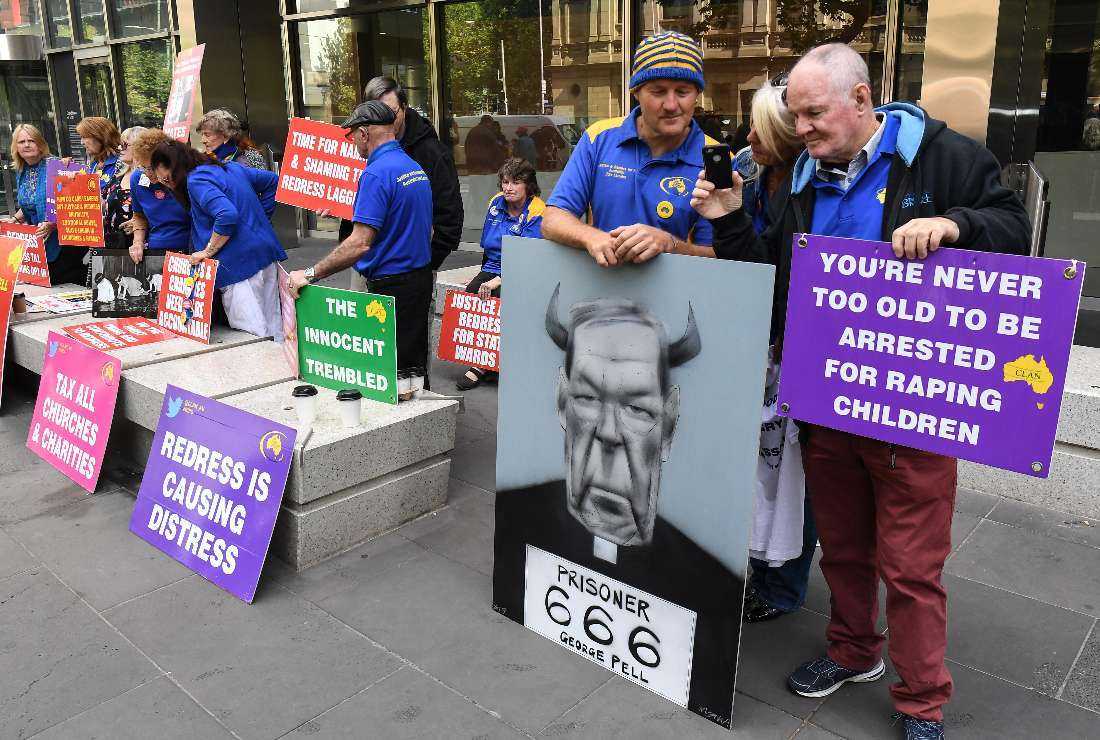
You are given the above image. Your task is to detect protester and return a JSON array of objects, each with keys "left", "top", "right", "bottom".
[
  {"left": 3, "top": 124, "right": 85, "bottom": 285},
  {"left": 690, "top": 43, "right": 1029, "bottom": 740},
  {"left": 338, "top": 76, "right": 463, "bottom": 275},
  {"left": 150, "top": 141, "right": 286, "bottom": 340},
  {"left": 456, "top": 157, "right": 544, "bottom": 391},
  {"left": 465, "top": 114, "right": 509, "bottom": 175},
  {"left": 512, "top": 127, "right": 538, "bottom": 167},
  {"left": 542, "top": 31, "right": 718, "bottom": 265},
  {"left": 102, "top": 126, "right": 145, "bottom": 250},
  {"left": 77, "top": 117, "right": 122, "bottom": 195},
  {"left": 126, "top": 129, "right": 191, "bottom": 262},
  {"left": 196, "top": 109, "right": 267, "bottom": 169},
  {"left": 286, "top": 101, "right": 433, "bottom": 376}
]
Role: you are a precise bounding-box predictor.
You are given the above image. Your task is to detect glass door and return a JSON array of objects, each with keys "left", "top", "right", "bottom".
[{"left": 78, "top": 55, "right": 117, "bottom": 121}]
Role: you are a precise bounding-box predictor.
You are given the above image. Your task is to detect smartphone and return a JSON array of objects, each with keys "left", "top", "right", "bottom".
[{"left": 702, "top": 144, "right": 735, "bottom": 189}]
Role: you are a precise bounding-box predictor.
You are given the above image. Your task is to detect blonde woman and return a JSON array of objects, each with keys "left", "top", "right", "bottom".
[
  {"left": 102, "top": 126, "right": 146, "bottom": 249},
  {"left": 735, "top": 75, "right": 802, "bottom": 235}
]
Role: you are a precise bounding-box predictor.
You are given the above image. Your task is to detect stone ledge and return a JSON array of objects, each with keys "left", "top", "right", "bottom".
[
  {"left": 960, "top": 443, "right": 1100, "bottom": 520},
  {"left": 1057, "top": 345, "right": 1100, "bottom": 450},
  {"left": 433, "top": 265, "right": 481, "bottom": 315}
]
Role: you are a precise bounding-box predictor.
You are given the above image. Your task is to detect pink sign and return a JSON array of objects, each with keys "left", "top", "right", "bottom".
[
  {"left": 27, "top": 331, "right": 121, "bottom": 493},
  {"left": 278, "top": 265, "right": 298, "bottom": 375}
]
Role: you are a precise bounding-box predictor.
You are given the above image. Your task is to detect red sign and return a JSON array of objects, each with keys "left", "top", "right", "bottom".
[
  {"left": 2, "top": 224, "right": 51, "bottom": 287},
  {"left": 437, "top": 289, "right": 501, "bottom": 371},
  {"left": 156, "top": 251, "right": 217, "bottom": 343},
  {"left": 163, "top": 44, "right": 206, "bottom": 142},
  {"left": 275, "top": 117, "right": 366, "bottom": 220},
  {"left": 0, "top": 235, "right": 22, "bottom": 403},
  {"left": 55, "top": 173, "right": 104, "bottom": 247},
  {"left": 63, "top": 317, "right": 173, "bottom": 351}
]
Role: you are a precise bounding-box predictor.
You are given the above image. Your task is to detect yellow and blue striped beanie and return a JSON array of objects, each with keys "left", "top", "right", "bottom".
[{"left": 630, "top": 32, "right": 704, "bottom": 91}]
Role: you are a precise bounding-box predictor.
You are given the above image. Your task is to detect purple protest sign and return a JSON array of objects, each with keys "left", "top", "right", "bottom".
[
  {"left": 46, "top": 159, "right": 86, "bottom": 222},
  {"left": 778, "top": 234, "right": 1084, "bottom": 477},
  {"left": 128, "top": 385, "right": 296, "bottom": 602}
]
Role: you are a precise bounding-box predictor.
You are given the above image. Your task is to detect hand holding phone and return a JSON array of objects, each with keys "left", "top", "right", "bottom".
[{"left": 702, "top": 144, "right": 735, "bottom": 189}]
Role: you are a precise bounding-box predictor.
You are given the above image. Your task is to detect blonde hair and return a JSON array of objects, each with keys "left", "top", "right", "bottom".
[
  {"left": 117, "top": 126, "right": 148, "bottom": 178},
  {"left": 750, "top": 83, "right": 800, "bottom": 165},
  {"left": 10, "top": 124, "right": 51, "bottom": 172},
  {"left": 76, "top": 116, "right": 121, "bottom": 161},
  {"left": 131, "top": 128, "right": 170, "bottom": 169}
]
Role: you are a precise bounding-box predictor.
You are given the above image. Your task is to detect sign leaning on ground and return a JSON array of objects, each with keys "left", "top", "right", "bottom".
[
  {"left": 55, "top": 173, "right": 104, "bottom": 247},
  {"left": 437, "top": 290, "right": 501, "bottom": 371},
  {"left": 157, "top": 251, "right": 217, "bottom": 343},
  {"left": 162, "top": 44, "right": 206, "bottom": 141},
  {"left": 63, "top": 317, "right": 173, "bottom": 351},
  {"left": 2, "top": 224, "right": 51, "bottom": 287},
  {"left": 0, "top": 235, "right": 22, "bottom": 403},
  {"left": 778, "top": 234, "right": 1086, "bottom": 477},
  {"left": 129, "top": 386, "right": 296, "bottom": 603},
  {"left": 276, "top": 117, "right": 366, "bottom": 220},
  {"left": 493, "top": 238, "right": 775, "bottom": 728},
  {"left": 295, "top": 283, "right": 398, "bottom": 404},
  {"left": 26, "top": 331, "right": 121, "bottom": 493}
]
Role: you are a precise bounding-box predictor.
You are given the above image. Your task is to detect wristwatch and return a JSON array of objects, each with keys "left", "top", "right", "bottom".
[{"left": 304, "top": 266, "right": 317, "bottom": 283}]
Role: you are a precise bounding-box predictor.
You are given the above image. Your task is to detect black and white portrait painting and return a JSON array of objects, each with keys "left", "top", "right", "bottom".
[
  {"left": 91, "top": 248, "right": 164, "bottom": 319},
  {"left": 492, "top": 238, "right": 775, "bottom": 729}
]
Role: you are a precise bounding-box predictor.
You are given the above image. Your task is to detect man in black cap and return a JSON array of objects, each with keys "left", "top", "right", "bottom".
[{"left": 287, "top": 100, "right": 435, "bottom": 377}]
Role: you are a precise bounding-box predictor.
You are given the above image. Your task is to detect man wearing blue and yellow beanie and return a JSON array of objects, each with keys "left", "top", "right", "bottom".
[{"left": 544, "top": 32, "right": 719, "bottom": 266}]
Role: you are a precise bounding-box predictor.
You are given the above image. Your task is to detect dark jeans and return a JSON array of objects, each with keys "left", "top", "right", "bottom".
[
  {"left": 749, "top": 493, "right": 817, "bottom": 612},
  {"left": 366, "top": 266, "right": 433, "bottom": 375}
]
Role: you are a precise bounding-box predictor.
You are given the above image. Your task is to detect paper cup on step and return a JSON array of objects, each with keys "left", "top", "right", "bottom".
[
  {"left": 336, "top": 389, "right": 362, "bottom": 427},
  {"left": 291, "top": 384, "right": 318, "bottom": 430}
]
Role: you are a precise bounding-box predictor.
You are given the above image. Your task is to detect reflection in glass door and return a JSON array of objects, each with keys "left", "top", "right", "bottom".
[{"left": 78, "top": 57, "right": 117, "bottom": 121}]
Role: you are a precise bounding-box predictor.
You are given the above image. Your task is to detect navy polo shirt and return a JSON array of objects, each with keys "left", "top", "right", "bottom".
[
  {"left": 480, "top": 193, "right": 545, "bottom": 274},
  {"left": 352, "top": 140, "right": 433, "bottom": 279},
  {"left": 547, "top": 107, "right": 715, "bottom": 245},
  {"left": 90, "top": 153, "right": 120, "bottom": 195},
  {"left": 131, "top": 169, "right": 190, "bottom": 249},
  {"left": 810, "top": 115, "right": 901, "bottom": 240}
]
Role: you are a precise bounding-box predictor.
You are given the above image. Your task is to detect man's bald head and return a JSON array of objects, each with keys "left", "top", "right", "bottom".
[{"left": 792, "top": 43, "right": 871, "bottom": 99}]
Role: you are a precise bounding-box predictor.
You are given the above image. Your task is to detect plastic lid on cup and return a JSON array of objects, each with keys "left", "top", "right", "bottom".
[
  {"left": 336, "top": 389, "right": 363, "bottom": 401},
  {"left": 292, "top": 384, "right": 318, "bottom": 397}
]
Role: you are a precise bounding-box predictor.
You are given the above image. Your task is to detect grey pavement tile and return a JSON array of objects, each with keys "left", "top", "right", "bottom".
[
  {"left": 954, "top": 488, "right": 999, "bottom": 518},
  {"left": 0, "top": 427, "right": 50, "bottom": 477},
  {"left": 950, "top": 513, "right": 981, "bottom": 553},
  {"left": 0, "top": 463, "right": 98, "bottom": 526},
  {"left": 791, "top": 723, "right": 844, "bottom": 739},
  {"left": 986, "top": 498, "right": 1100, "bottom": 551},
  {"left": 102, "top": 576, "right": 401, "bottom": 740},
  {"left": 0, "top": 528, "right": 34, "bottom": 581},
  {"left": 270, "top": 531, "right": 424, "bottom": 605},
  {"left": 317, "top": 549, "right": 610, "bottom": 733},
  {"left": 456, "top": 420, "right": 492, "bottom": 449},
  {"left": 455, "top": 383, "right": 498, "bottom": 435},
  {"left": 1061, "top": 621, "right": 1100, "bottom": 712},
  {"left": 286, "top": 666, "right": 525, "bottom": 739},
  {"left": 448, "top": 475, "right": 494, "bottom": 504},
  {"left": 399, "top": 494, "right": 494, "bottom": 576},
  {"left": 944, "top": 574, "right": 1094, "bottom": 695},
  {"left": 0, "top": 569, "right": 157, "bottom": 740},
  {"left": 539, "top": 677, "right": 801, "bottom": 739},
  {"left": 31, "top": 675, "right": 234, "bottom": 740},
  {"left": 737, "top": 607, "right": 831, "bottom": 718},
  {"left": 8, "top": 490, "right": 191, "bottom": 611},
  {"left": 450, "top": 435, "right": 498, "bottom": 493},
  {"left": 945, "top": 520, "right": 1100, "bottom": 615}
]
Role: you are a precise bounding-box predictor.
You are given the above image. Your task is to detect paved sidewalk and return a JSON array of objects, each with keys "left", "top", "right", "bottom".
[{"left": 2, "top": 358, "right": 1099, "bottom": 739}]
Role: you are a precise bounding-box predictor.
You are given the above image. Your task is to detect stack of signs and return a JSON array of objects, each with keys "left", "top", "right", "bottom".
[
  {"left": 128, "top": 386, "right": 296, "bottom": 603},
  {"left": 26, "top": 331, "right": 121, "bottom": 493},
  {"left": 492, "top": 238, "right": 775, "bottom": 728},
  {"left": 295, "top": 284, "right": 398, "bottom": 404},
  {"left": 0, "top": 236, "right": 21, "bottom": 402},
  {"left": 2, "top": 224, "right": 51, "bottom": 287},
  {"left": 276, "top": 117, "right": 366, "bottom": 219},
  {"left": 63, "top": 317, "right": 172, "bottom": 351},
  {"left": 46, "top": 159, "right": 86, "bottom": 222},
  {"left": 778, "top": 235, "right": 1086, "bottom": 477},
  {"left": 162, "top": 45, "right": 206, "bottom": 141},
  {"left": 437, "top": 290, "right": 501, "bottom": 371},
  {"left": 26, "top": 289, "right": 93, "bottom": 314},
  {"left": 55, "top": 173, "right": 105, "bottom": 247},
  {"left": 156, "top": 251, "right": 217, "bottom": 343},
  {"left": 277, "top": 266, "right": 298, "bottom": 374}
]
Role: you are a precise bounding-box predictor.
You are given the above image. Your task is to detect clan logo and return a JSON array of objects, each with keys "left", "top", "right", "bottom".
[
  {"left": 100, "top": 362, "right": 116, "bottom": 386},
  {"left": 875, "top": 187, "right": 887, "bottom": 205},
  {"left": 659, "top": 176, "right": 689, "bottom": 197},
  {"left": 260, "top": 431, "right": 289, "bottom": 463},
  {"left": 656, "top": 200, "right": 675, "bottom": 219}
]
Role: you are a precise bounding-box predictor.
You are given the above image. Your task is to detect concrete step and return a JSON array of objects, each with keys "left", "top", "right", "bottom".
[
  {"left": 1057, "top": 345, "right": 1100, "bottom": 450},
  {"left": 960, "top": 445, "right": 1100, "bottom": 520},
  {"left": 433, "top": 266, "right": 481, "bottom": 315}
]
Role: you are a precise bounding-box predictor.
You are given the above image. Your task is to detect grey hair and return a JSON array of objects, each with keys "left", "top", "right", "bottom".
[
  {"left": 195, "top": 108, "right": 243, "bottom": 138},
  {"left": 121, "top": 126, "right": 148, "bottom": 143},
  {"left": 795, "top": 43, "right": 871, "bottom": 101},
  {"left": 363, "top": 76, "right": 408, "bottom": 108}
]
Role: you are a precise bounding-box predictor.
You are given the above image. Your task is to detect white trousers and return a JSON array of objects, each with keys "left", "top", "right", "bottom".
[{"left": 221, "top": 263, "right": 283, "bottom": 343}]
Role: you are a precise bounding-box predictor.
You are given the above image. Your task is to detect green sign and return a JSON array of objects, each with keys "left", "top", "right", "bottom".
[{"left": 295, "top": 284, "right": 398, "bottom": 404}]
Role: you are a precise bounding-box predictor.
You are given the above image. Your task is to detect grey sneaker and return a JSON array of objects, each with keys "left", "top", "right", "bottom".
[
  {"left": 892, "top": 713, "right": 945, "bottom": 740},
  {"left": 787, "top": 655, "right": 886, "bottom": 698}
]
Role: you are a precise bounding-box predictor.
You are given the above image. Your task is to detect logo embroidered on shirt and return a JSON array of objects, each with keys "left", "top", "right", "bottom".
[
  {"left": 659, "top": 176, "right": 689, "bottom": 197},
  {"left": 902, "top": 193, "right": 915, "bottom": 208},
  {"left": 920, "top": 192, "right": 933, "bottom": 205},
  {"left": 656, "top": 200, "right": 674, "bottom": 219},
  {"left": 875, "top": 187, "right": 886, "bottom": 204}
]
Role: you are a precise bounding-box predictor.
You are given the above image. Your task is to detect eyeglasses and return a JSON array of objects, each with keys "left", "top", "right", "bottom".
[
  {"left": 344, "top": 126, "right": 361, "bottom": 141},
  {"left": 769, "top": 72, "right": 789, "bottom": 88}
]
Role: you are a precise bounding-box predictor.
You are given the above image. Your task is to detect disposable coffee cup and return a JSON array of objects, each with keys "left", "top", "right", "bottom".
[
  {"left": 397, "top": 369, "right": 412, "bottom": 396},
  {"left": 291, "top": 384, "right": 318, "bottom": 430},
  {"left": 336, "top": 389, "right": 362, "bottom": 427},
  {"left": 12, "top": 292, "right": 27, "bottom": 314},
  {"left": 410, "top": 366, "right": 426, "bottom": 394}
]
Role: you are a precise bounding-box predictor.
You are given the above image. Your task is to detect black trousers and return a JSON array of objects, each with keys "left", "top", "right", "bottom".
[
  {"left": 366, "top": 266, "right": 433, "bottom": 375},
  {"left": 50, "top": 246, "right": 89, "bottom": 287}
]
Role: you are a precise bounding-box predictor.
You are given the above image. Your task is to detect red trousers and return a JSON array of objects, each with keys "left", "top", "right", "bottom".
[{"left": 803, "top": 426, "right": 956, "bottom": 721}]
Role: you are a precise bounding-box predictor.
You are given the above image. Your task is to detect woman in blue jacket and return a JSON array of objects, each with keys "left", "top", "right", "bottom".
[
  {"left": 126, "top": 128, "right": 191, "bottom": 262},
  {"left": 149, "top": 141, "right": 286, "bottom": 340}
]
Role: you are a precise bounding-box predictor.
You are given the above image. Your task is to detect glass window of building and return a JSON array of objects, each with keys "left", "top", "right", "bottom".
[
  {"left": 440, "top": 0, "right": 624, "bottom": 243},
  {"left": 0, "top": 0, "right": 43, "bottom": 36},
  {"left": 74, "top": 0, "right": 107, "bottom": 44},
  {"left": 111, "top": 0, "right": 170, "bottom": 37},
  {"left": 78, "top": 57, "right": 116, "bottom": 121},
  {"left": 895, "top": 0, "right": 928, "bottom": 102},
  {"left": 118, "top": 39, "right": 172, "bottom": 128},
  {"left": 44, "top": 0, "right": 72, "bottom": 45}
]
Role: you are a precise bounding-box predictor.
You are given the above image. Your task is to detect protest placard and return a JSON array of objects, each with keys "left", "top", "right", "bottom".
[
  {"left": 26, "top": 289, "right": 92, "bottom": 314},
  {"left": 277, "top": 266, "right": 299, "bottom": 375},
  {"left": 0, "top": 235, "right": 21, "bottom": 403},
  {"left": 276, "top": 117, "right": 365, "bottom": 220},
  {"left": 63, "top": 317, "right": 173, "bottom": 351},
  {"left": 45, "top": 159, "right": 85, "bottom": 222},
  {"left": 778, "top": 234, "right": 1086, "bottom": 477},
  {"left": 26, "top": 331, "right": 121, "bottom": 493},
  {"left": 156, "top": 251, "right": 217, "bottom": 343},
  {"left": 437, "top": 289, "right": 500, "bottom": 371},
  {"left": 162, "top": 45, "right": 205, "bottom": 141},
  {"left": 1, "top": 223, "right": 50, "bottom": 287},
  {"left": 295, "top": 284, "right": 398, "bottom": 404},
  {"left": 129, "top": 386, "right": 296, "bottom": 602},
  {"left": 55, "top": 173, "right": 104, "bottom": 247}
]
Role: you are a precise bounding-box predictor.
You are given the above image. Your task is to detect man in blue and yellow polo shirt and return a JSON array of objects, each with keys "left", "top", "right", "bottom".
[{"left": 543, "top": 32, "right": 717, "bottom": 266}]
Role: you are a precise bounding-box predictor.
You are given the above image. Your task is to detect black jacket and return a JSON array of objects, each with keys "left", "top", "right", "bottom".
[
  {"left": 340, "top": 107, "right": 464, "bottom": 270},
  {"left": 711, "top": 103, "right": 1031, "bottom": 345}
]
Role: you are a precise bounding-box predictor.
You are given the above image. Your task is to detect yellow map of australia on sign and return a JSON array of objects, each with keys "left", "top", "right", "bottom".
[{"left": 1003, "top": 355, "right": 1055, "bottom": 394}]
